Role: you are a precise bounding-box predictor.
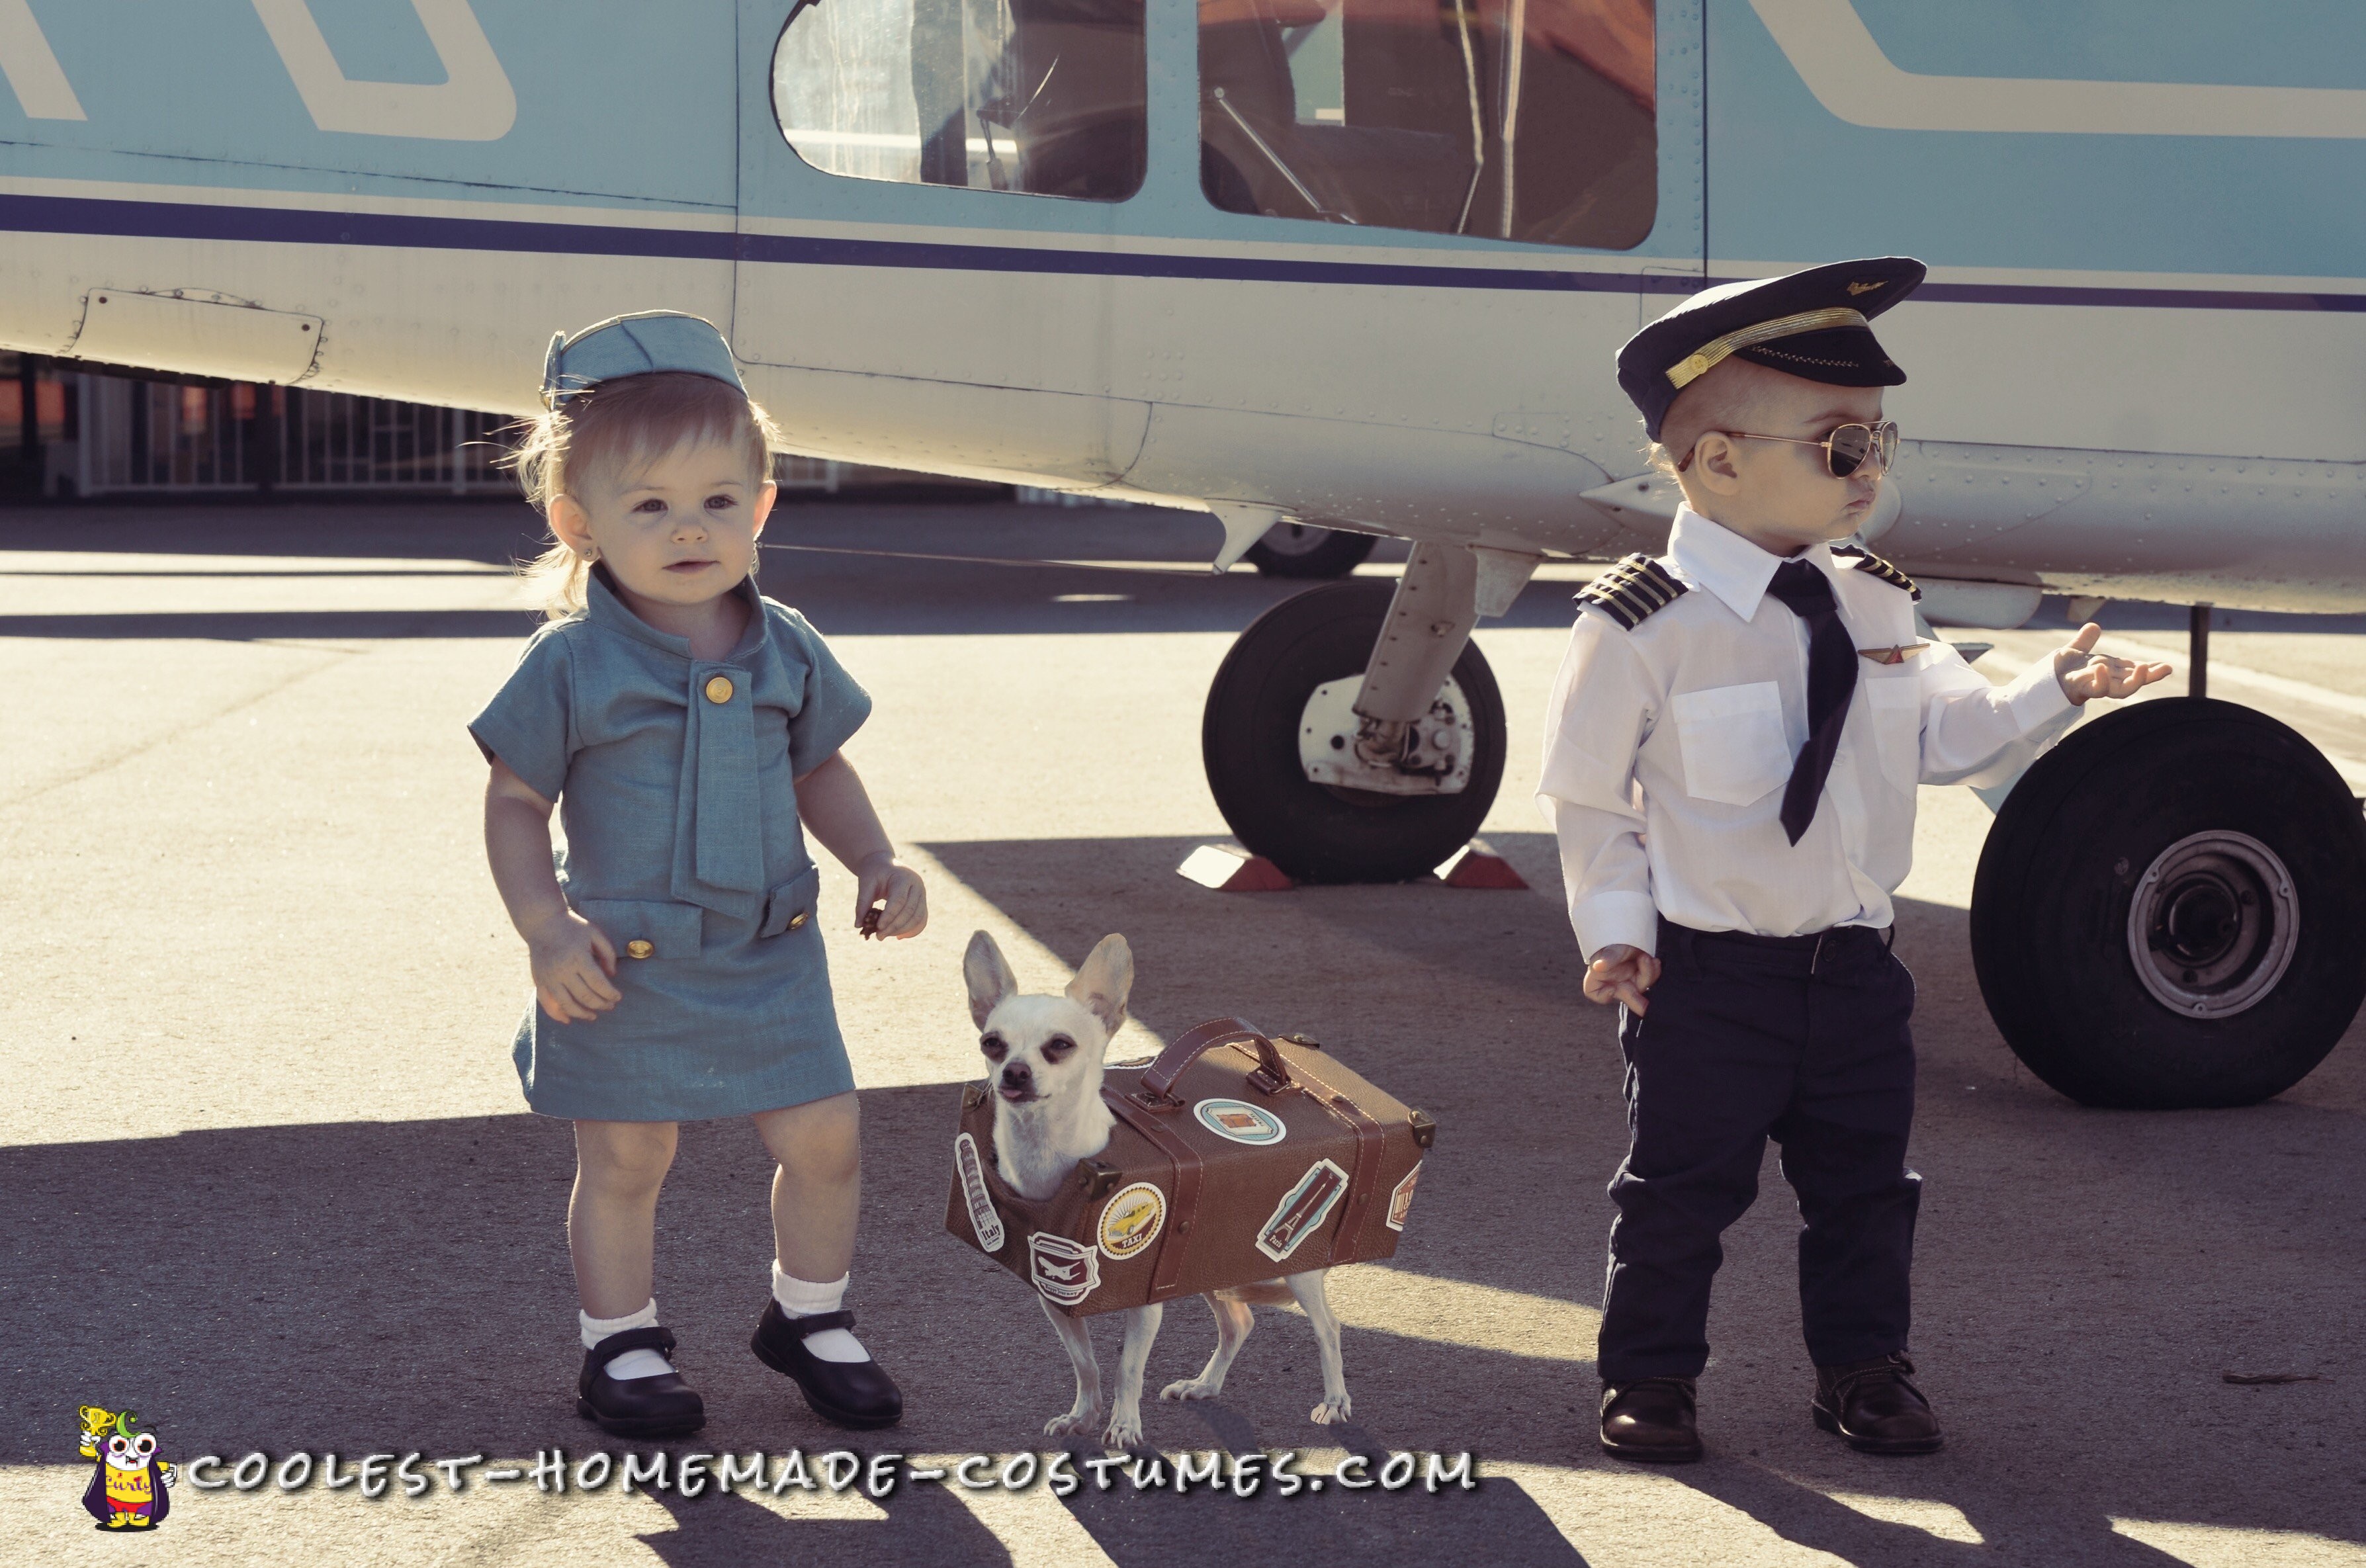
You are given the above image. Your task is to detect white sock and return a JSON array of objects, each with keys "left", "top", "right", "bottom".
[
  {"left": 580, "top": 1299, "right": 675, "bottom": 1381},
  {"left": 771, "top": 1264, "right": 870, "bottom": 1364}
]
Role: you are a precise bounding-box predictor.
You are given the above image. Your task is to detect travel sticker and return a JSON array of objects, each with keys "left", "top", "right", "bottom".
[
  {"left": 1096, "top": 1181, "right": 1166, "bottom": 1262},
  {"left": 1256, "top": 1158, "right": 1350, "bottom": 1262},
  {"left": 1386, "top": 1161, "right": 1423, "bottom": 1232},
  {"left": 1194, "top": 1096, "right": 1286, "bottom": 1146},
  {"left": 1028, "top": 1232, "right": 1102, "bottom": 1307},
  {"left": 953, "top": 1133, "right": 1005, "bottom": 1252}
]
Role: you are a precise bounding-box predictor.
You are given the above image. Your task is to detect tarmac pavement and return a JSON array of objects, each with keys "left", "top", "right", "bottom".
[{"left": 2, "top": 500, "right": 2362, "bottom": 1566}]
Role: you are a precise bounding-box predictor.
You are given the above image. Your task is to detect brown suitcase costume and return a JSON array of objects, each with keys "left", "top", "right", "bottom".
[{"left": 945, "top": 1018, "right": 1436, "bottom": 1316}]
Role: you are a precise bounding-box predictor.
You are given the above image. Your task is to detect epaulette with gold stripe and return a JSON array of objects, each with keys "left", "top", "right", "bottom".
[
  {"left": 1576, "top": 552, "right": 1689, "bottom": 631},
  {"left": 1829, "top": 543, "right": 1920, "bottom": 599}
]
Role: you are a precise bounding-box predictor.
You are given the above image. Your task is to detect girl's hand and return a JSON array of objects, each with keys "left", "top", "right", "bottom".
[
  {"left": 854, "top": 854, "right": 928, "bottom": 940},
  {"left": 525, "top": 908, "right": 622, "bottom": 1022}
]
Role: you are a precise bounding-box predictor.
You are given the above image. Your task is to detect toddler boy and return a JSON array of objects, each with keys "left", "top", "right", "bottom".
[{"left": 1539, "top": 257, "right": 2168, "bottom": 1460}]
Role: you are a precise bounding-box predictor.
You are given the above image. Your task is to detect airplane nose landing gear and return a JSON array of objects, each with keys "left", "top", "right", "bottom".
[
  {"left": 1970, "top": 698, "right": 2366, "bottom": 1108},
  {"left": 1203, "top": 571, "right": 1506, "bottom": 884}
]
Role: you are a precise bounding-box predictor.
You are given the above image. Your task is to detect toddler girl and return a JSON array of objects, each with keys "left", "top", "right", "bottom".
[{"left": 469, "top": 312, "right": 925, "bottom": 1437}]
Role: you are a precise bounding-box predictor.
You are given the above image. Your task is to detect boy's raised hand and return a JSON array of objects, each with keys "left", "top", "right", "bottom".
[
  {"left": 2053, "top": 623, "right": 2173, "bottom": 704},
  {"left": 525, "top": 908, "right": 622, "bottom": 1022},
  {"left": 1584, "top": 944, "right": 1662, "bottom": 1014}
]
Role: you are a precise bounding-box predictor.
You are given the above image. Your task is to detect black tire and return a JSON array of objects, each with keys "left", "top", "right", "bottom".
[
  {"left": 1202, "top": 580, "right": 1505, "bottom": 883},
  {"left": 1970, "top": 698, "right": 2366, "bottom": 1108},
  {"left": 1243, "top": 523, "right": 1380, "bottom": 580}
]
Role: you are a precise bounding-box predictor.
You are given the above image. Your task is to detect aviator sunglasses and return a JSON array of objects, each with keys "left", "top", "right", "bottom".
[{"left": 1681, "top": 419, "right": 1900, "bottom": 479}]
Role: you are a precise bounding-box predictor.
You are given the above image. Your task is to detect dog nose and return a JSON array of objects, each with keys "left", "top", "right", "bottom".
[{"left": 1000, "top": 1063, "right": 1032, "bottom": 1090}]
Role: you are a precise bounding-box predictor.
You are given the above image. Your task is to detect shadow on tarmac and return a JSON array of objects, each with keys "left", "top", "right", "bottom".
[{"left": 14, "top": 828, "right": 2359, "bottom": 1562}]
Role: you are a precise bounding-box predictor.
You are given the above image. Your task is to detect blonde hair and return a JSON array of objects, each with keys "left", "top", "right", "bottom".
[
  {"left": 1645, "top": 355, "right": 1792, "bottom": 482},
  {"left": 502, "top": 371, "right": 785, "bottom": 619}
]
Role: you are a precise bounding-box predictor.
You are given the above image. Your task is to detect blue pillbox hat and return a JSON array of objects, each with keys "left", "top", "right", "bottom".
[
  {"left": 1617, "top": 257, "right": 1926, "bottom": 440},
  {"left": 541, "top": 310, "right": 747, "bottom": 409}
]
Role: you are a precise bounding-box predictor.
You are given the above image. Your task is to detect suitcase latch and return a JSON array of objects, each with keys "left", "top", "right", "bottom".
[
  {"left": 1410, "top": 1108, "right": 1438, "bottom": 1149},
  {"left": 1245, "top": 1064, "right": 1290, "bottom": 1098},
  {"left": 1075, "top": 1158, "right": 1123, "bottom": 1200},
  {"left": 1126, "top": 1089, "right": 1185, "bottom": 1113}
]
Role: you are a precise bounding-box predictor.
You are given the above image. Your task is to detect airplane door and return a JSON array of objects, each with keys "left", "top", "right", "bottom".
[{"left": 729, "top": 0, "right": 1153, "bottom": 488}]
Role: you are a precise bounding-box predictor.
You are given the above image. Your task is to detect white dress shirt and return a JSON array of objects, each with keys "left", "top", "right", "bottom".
[{"left": 1537, "top": 506, "right": 2078, "bottom": 959}]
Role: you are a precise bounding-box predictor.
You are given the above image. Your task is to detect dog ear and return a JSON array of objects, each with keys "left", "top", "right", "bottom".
[
  {"left": 1065, "top": 934, "right": 1133, "bottom": 1039},
  {"left": 964, "top": 930, "right": 1019, "bottom": 1029}
]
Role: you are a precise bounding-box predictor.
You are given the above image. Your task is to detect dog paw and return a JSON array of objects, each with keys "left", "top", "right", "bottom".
[
  {"left": 1159, "top": 1377, "right": 1219, "bottom": 1403},
  {"left": 1309, "top": 1391, "right": 1353, "bottom": 1425},
  {"left": 1102, "top": 1411, "right": 1145, "bottom": 1450},
  {"left": 1043, "top": 1411, "right": 1099, "bottom": 1438}
]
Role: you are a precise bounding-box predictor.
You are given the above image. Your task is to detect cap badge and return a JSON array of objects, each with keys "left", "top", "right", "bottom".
[
  {"left": 1663, "top": 306, "right": 1870, "bottom": 390},
  {"left": 1847, "top": 280, "right": 1885, "bottom": 295}
]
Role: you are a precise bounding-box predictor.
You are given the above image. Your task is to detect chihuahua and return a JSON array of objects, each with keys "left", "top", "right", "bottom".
[{"left": 964, "top": 930, "right": 1352, "bottom": 1450}]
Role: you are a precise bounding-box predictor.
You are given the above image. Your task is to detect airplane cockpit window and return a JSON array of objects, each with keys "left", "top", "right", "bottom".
[
  {"left": 1198, "top": 0, "right": 1655, "bottom": 247},
  {"left": 771, "top": 0, "right": 1147, "bottom": 200}
]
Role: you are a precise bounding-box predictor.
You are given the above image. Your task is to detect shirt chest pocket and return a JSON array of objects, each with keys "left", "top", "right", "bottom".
[
  {"left": 1862, "top": 675, "right": 1923, "bottom": 794},
  {"left": 1670, "top": 681, "right": 1792, "bottom": 806}
]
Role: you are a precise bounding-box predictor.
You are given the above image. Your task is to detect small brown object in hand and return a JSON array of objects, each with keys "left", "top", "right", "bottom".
[{"left": 858, "top": 903, "right": 883, "bottom": 938}]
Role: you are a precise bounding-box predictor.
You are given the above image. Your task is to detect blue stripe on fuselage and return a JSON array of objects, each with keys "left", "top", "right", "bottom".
[{"left": 3, "top": 193, "right": 2363, "bottom": 312}]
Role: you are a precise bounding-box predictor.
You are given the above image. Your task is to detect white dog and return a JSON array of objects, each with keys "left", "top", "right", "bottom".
[{"left": 964, "top": 929, "right": 1352, "bottom": 1450}]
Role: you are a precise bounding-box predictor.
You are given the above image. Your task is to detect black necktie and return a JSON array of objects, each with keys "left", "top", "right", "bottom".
[{"left": 1764, "top": 559, "right": 1859, "bottom": 845}]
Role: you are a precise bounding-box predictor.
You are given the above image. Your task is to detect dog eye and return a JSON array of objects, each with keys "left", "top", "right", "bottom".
[
  {"left": 1043, "top": 1036, "right": 1075, "bottom": 1061},
  {"left": 979, "top": 1034, "right": 1006, "bottom": 1061}
]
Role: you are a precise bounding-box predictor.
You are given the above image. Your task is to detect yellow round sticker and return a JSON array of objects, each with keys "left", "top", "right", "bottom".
[{"left": 1096, "top": 1182, "right": 1166, "bottom": 1262}]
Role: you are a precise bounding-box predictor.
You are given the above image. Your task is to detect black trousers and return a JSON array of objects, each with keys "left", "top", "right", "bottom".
[{"left": 1596, "top": 917, "right": 1921, "bottom": 1384}]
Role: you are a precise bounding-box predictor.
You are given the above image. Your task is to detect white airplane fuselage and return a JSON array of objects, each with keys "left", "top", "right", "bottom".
[{"left": 0, "top": 1, "right": 2359, "bottom": 613}]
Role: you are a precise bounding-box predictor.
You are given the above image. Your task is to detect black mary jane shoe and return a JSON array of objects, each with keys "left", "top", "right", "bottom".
[
  {"left": 750, "top": 1301, "right": 903, "bottom": 1430},
  {"left": 577, "top": 1325, "right": 706, "bottom": 1440}
]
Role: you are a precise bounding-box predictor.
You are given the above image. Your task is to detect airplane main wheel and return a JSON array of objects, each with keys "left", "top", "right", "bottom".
[
  {"left": 1243, "top": 523, "right": 1379, "bottom": 579},
  {"left": 1970, "top": 698, "right": 2366, "bottom": 1108},
  {"left": 1203, "top": 580, "right": 1505, "bottom": 883}
]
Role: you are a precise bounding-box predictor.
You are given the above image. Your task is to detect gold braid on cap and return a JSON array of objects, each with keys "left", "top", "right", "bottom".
[{"left": 1665, "top": 307, "right": 1870, "bottom": 390}]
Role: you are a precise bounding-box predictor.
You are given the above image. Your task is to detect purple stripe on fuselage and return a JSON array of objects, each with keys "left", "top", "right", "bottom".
[{"left": 3, "top": 193, "right": 2362, "bottom": 312}]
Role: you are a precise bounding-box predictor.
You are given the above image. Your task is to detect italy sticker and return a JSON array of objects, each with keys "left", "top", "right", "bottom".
[{"left": 953, "top": 1132, "right": 1005, "bottom": 1252}]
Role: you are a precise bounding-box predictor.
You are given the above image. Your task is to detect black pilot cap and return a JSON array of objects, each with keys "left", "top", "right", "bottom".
[{"left": 1617, "top": 257, "right": 1927, "bottom": 441}]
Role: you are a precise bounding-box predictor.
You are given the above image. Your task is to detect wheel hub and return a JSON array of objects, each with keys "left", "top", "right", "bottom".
[
  {"left": 1297, "top": 675, "right": 1473, "bottom": 797},
  {"left": 2126, "top": 830, "right": 2299, "bottom": 1018}
]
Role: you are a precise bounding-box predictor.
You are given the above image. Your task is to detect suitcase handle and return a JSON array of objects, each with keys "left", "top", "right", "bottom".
[{"left": 1136, "top": 1017, "right": 1291, "bottom": 1104}]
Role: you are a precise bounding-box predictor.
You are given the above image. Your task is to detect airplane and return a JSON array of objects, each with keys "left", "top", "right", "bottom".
[{"left": 1, "top": 0, "right": 2361, "bottom": 1114}]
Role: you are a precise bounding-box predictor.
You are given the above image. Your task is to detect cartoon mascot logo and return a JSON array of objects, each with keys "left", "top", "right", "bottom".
[{"left": 78, "top": 1406, "right": 176, "bottom": 1531}]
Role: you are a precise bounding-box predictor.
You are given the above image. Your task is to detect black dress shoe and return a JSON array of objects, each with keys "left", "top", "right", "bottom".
[
  {"left": 1812, "top": 1352, "right": 1943, "bottom": 1454},
  {"left": 1600, "top": 1377, "right": 1703, "bottom": 1462},
  {"left": 576, "top": 1325, "right": 705, "bottom": 1439},
  {"left": 750, "top": 1301, "right": 902, "bottom": 1430}
]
